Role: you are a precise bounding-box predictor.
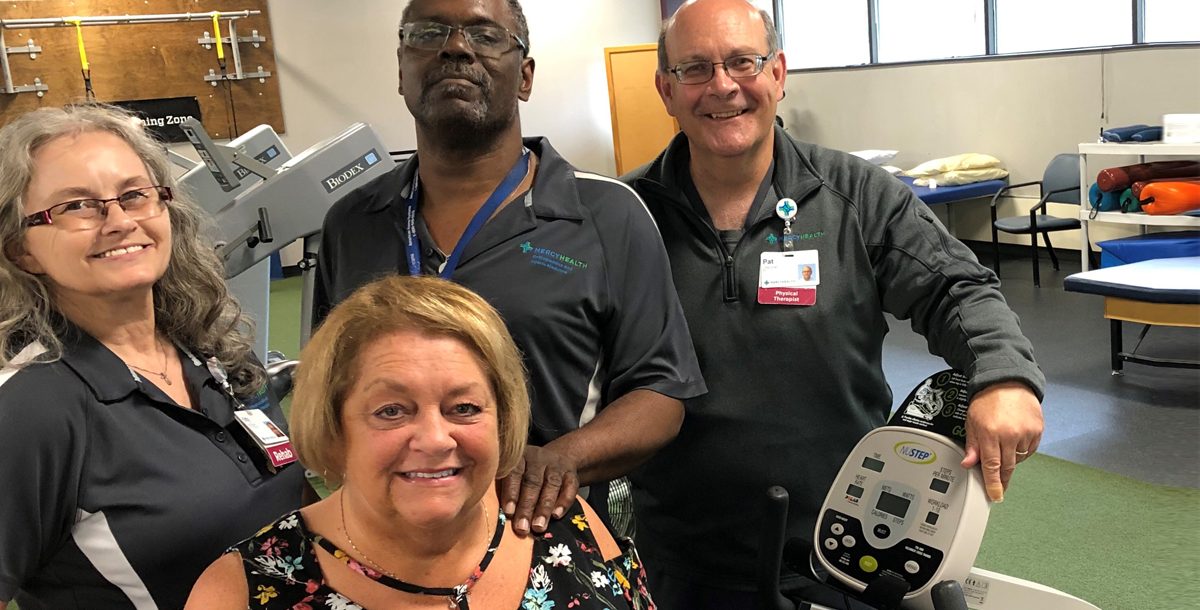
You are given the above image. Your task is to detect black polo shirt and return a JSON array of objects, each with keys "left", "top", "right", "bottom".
[
  {"left": 314, "top": 137, "right": 705, "bottom": 445},
  {"left": 0, "top": 328, "right": 305, "bottom": 610}
]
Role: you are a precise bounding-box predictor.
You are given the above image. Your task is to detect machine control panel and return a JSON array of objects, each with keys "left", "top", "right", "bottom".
[
  {"left": 816, "top": 427, "right": 987, "bottom": 609},
  {"left": 815, "top": 370, "right": 990, "bottom": 610},
  {"left": 805, "top": 371, "right": 1102, "bottom": 610}
]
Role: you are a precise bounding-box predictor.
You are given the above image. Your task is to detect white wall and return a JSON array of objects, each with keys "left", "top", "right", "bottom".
[
  {"left": 261, "top": 2, "right": 1198, "bottom": 253},
  {"left": 264, "top": 0, "right": 663, "bottom": 175},
  {"left": 780, "top": 46, "right": 1200, "bottom": 247}
]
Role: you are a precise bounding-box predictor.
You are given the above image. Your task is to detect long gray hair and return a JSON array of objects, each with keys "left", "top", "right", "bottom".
[{"left": 0, "top": 103, "right": 264, "bottom": 395}]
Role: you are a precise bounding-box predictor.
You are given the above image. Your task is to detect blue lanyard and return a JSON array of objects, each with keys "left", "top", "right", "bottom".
[{"left": 404, "top": 151, "right": 530, "bottom": 279}]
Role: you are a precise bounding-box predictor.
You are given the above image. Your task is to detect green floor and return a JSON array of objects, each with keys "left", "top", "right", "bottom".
[
  {"left": 265, "top": 276, "right": 1198, "bottom": 610},
  {"left": 975, "top": 454, "right": 1199, "bottom": 608},
  {"left": 265, "top": 276, "right": 305, "bottom": 359}
]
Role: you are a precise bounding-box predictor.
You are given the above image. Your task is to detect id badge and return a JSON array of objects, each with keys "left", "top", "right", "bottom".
[
  {"left": 233, "top": 409, "right": 297, "bottom": 471},
  {"left": 758, "top": 250, "right": 819, "bottom": 306}
]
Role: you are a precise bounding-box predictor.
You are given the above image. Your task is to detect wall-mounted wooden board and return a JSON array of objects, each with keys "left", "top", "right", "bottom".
[{"left": 0, "top": 0, "right": 282, "bottom": 139}]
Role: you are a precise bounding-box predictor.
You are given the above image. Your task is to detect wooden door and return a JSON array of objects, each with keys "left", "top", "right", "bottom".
[{"left": 605, "top": 44, "right": 678, "bottom": 175}]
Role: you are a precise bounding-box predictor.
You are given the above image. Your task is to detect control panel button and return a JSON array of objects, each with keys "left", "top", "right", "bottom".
[
  {"left": 859, "top": 555, "right": 878, "bottom": 573},
  {"left": 842, "top": 535, "right": 856, "bottom": 548},
  {"left": 831, "top": 523, "right": 845, "bottom": 535},
  {"left": 873, "top": 524, "right": 891, "bottom": 539},
  {"left": 930, "top": 478, "right": 950, "bottom": 493},
  {"left": 824, "top": 538, "right": 839, "bottom": 550},
  {"left": 905, "top": 560, "right": 920, "bottom": 574},
  {"left": 925, "top": 511, "right": 939, "bottom": 525}
]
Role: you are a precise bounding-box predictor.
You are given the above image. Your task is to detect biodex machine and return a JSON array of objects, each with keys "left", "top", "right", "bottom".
[
  {"left": 805, "top": 371, "right": 1100, "bottom": 610},
  {"left": 176, "top": 124, "right": 292, "bottom": 358},
  {"left": 176, "top": 118, "right": 395, "bottom": 349}
]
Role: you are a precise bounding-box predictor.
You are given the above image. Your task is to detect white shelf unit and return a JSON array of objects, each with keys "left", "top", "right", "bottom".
[{"left": 1077, "top": 142, "right": 1200, "bottom": 270}]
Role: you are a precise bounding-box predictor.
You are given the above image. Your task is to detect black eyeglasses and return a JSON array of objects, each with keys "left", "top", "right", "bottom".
[
  {"left": 668, "top": 52, "right": 774, "bottom": 85},
  {"left": 401, "top": 21, "right": 527, "bottom": 58},
  {"left": 23, "top": 186, "right": 172, "bottom": 230}
]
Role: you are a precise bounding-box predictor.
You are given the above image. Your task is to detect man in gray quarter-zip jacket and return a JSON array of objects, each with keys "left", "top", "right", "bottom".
[{"left": 622, "top": 1, "right": 1044, "bottom": 607}]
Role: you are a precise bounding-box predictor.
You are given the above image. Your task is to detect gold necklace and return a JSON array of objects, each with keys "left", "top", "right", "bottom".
[
  {"left": 339, "top": 488, "right": 491, "bottom": 581},
  {"left": 127, "top": 338, "right": 172, "bottom": 386}
]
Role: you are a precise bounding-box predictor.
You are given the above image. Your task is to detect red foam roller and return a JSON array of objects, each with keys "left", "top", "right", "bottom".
[
  {"left": 1131, "top": 176, "right": 1200, "bottom": 198},
  {"left": 1096, "top": 160, "right": 1200, "bottom": 192}
]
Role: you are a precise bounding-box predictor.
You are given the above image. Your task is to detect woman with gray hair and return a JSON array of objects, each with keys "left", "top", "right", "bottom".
[{"left": 0, "top": 103, "right": 304, "bottom": 610}]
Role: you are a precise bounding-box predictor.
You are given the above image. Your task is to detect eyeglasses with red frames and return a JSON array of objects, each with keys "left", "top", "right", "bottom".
[{"left": 23, "top": 186, "right": 172, "bottom": 231}]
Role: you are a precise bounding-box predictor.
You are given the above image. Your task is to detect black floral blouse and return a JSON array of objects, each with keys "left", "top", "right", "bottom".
[{"left": 229, "top": 499, "right": 656, "bottom": 609}]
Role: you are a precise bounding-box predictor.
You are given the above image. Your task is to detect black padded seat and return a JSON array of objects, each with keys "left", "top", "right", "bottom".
[{"left": 992, "top": 215, "right": 1081, "bottom": 234}]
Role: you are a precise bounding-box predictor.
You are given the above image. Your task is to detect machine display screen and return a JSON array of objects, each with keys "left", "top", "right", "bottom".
[
  {"left": 876, "top": 490, "right": 911, "bottom": 518},
  {"left": 862, "top": 457, "right": 885, "bottom": 472}
]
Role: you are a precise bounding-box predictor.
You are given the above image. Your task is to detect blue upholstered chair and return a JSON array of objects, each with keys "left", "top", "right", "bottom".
[{"left": 990, "top": 154, "right": 1082, "bottom": 287}]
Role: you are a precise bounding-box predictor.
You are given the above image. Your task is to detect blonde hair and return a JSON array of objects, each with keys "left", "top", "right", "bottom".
[
  {"left": 291, "top": 275, "right": 530, "bottom": 487},
  {"left": 0, "top": 103, "right": 263, "bottom": 394}
]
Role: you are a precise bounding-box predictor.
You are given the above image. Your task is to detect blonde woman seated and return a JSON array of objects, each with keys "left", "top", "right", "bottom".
[{"left": 187, "top": 275, "right": 655, "bottom": 609}]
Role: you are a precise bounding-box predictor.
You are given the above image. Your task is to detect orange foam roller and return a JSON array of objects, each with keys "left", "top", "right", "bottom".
[{"left": 1139, "top": 181, "right": 1200, "bottom": 215}]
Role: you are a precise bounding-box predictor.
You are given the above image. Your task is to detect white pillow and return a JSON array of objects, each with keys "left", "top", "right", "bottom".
[
  {"left": 913, "top": 167, "right": 1010, "bottom": 187},
  {"left": 906, "top": 153, "right": 1004, "bottom": 178},
  {"left": 849, "top": 149, "right": 899, "bottom": 165}
]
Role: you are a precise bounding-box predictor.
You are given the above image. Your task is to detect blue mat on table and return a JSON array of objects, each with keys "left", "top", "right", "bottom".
[
  {"left": 1064, "top": 256, "right": 1200, "bottom": 304},
  {"left": 1098, "top": 231, "right": 1200, "bottom": 268},
  {"left": 896, "top": 175, "right": 1008, "bottom": 205}
]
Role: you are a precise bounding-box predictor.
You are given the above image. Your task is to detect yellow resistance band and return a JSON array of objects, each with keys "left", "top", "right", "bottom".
[
  {"left": 211, "top": 12, "right": 225, "bottom": 62},
  {"left": 73, "top": 20, "right": 88, "bottom": 71}
]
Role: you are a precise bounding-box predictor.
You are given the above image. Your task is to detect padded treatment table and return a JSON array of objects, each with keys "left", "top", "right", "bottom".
[
  {"left": 1064, "top": 257, "right": 1200, "bottom": 373},
  {"left": 896, "top": 175, "right": 1009, "bottom": 205},
  {"left": 1098, "top": 230, "right": 1200, "bottom": 267}
]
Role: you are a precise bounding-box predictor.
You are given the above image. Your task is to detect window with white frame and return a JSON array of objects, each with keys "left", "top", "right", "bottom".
[
  {"left": 1144, "top": 0, "right": 1200, "bottom": 43},
  {"left": 778, "top": 1, "right": 870, "bottom": 69},
  {"left": 774, "top": 0, "right": 1197, "bottom": 70},
  {"left": 747, "top": 0, "right": 774, "bottom": 16},
  {"left": 876, "top": 0, "right": 986, "bottom": 63},
  {"left": 995, "top": 0, "right": 1132, "bottom": 53}
]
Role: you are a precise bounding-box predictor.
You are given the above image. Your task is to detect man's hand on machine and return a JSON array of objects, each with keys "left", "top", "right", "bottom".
[
  {"left": 960, "top": 381, "right": 1044, "bottom": 503},
  {"left": 498, "top": 445, "right": 580, "bottom": 536}
]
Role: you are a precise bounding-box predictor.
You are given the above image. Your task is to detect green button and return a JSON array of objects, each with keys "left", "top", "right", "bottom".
[{"left": 859, "top": 555, "right": 879, "bottom": 573}]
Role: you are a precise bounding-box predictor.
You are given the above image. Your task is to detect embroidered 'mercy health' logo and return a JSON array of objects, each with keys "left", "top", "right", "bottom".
[
  {"left": 519, "top": 241, "right": 588, "bottom": 275},
  {"left": 767, "top": 230, "right": 825, "bottom": 245}
]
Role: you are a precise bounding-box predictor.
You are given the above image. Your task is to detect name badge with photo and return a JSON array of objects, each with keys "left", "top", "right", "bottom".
[
  {"left": 233, "top": 409, "right": 297, "bottom": 471},
  {"left": 758, "top": 250, "right": 819, "bottom": 306}
]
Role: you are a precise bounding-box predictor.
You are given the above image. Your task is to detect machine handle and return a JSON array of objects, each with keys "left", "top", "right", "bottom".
[
  {"left": 930, "top": 580, "right": 970, "bottom": 610},
  {"left": 757, "top": 486, "right": 794, "bottom": 610},
  {"left": 265, "top": 358, "right": 299, "bottom": 400},
  {"left": 252, "top": 207, "right": 274, "bottom": 246}
]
